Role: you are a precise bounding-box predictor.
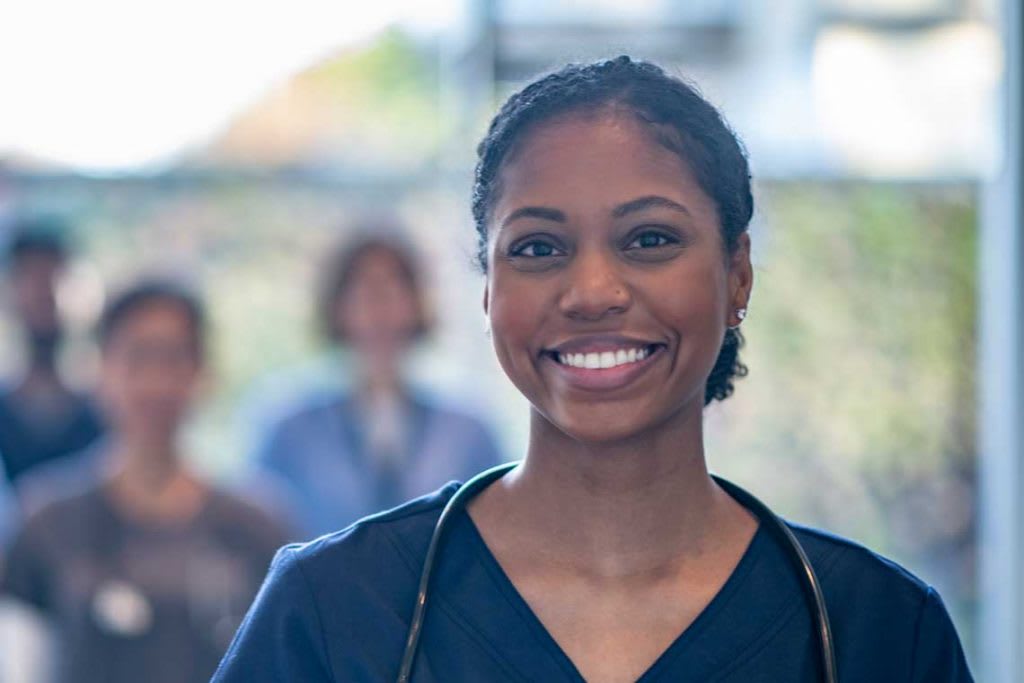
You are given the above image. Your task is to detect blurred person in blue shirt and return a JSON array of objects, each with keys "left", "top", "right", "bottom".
[
  {"left": 250, "top": 227, "right": 503, "bottom": 538},
  {"left": 0, "top": 221, "right": 104, "bottom": 487},
  {"left": 1, "top": 279, "right": 291, "bottom": 683}
]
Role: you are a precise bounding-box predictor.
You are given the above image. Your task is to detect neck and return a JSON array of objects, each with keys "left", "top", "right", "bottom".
[
  {"left": 104, "top": 432, "right": 207, "bottom": 525},
  {"left": 109, "top": 435, "right": 180, "bottom": 489},
  {"left": 480, "top": 404, "right": 740, "bottom": 578},
  {"left": 357, "top": 370, "right": 402, "bottom": 400}
]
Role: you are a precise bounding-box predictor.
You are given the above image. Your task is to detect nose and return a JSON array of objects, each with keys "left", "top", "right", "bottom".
[{"left": 558, "top": 246, "right": 632, "bottom": 321}]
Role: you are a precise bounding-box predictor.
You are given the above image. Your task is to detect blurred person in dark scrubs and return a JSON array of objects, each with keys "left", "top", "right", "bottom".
[
  {"left": 251, "top": 227, "right": 502, "bottom": 538},
  {"left": 0, "top": 279, "right": 290, "bottom": 683},
  {"left": 0, "top": 220, "right": 104, "bottom": 486}
]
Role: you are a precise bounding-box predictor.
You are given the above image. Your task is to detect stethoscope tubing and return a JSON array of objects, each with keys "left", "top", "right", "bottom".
[
  {"left": 712, "top": 475, "right": 839, "bottom": 683},
  {"left": 396, "top": 462, "right": 838, "bottom": 683}
]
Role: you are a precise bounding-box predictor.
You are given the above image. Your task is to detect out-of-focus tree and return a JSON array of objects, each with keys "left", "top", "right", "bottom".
[
  {"left": 198, "top": 28, "right": 441, "bottom": 173},
  {"left": 709, "top": 181, "right": 976, "bottom": 648}
]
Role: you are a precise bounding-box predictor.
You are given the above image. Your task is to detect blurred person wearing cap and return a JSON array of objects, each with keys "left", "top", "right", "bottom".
[{"left": 0, "top": 220, "right": 104, "bottom": 486}]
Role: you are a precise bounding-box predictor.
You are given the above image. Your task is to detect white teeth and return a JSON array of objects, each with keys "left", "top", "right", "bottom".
[{"left": 556, "top": 346, "right": 654, "bottom": 369}]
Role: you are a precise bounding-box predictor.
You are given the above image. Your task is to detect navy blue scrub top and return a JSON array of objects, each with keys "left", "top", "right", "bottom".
[{"left": 212, "top": 483, "right": 973, "bottom": 682}]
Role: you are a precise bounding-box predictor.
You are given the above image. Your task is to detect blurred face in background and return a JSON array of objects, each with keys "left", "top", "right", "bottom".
[
  {"left": 334, "top": 247, "right": 421, "bottom": 377},
  {"left": 99, "top": 300, "right": 204, "bottom": 445},
  {"left": 9, "top": 250, "right": 65, "bottom": 350}
]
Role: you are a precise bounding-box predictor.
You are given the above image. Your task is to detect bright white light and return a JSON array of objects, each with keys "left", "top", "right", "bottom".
[
  {"left": 0, "top": 0, "right": 460, "bottom": 172},
  {"left": 812, "top": 22, "right": 1001, "bottom": 177}
]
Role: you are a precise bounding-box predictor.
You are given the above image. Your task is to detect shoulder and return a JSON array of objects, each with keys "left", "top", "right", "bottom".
[
  {"left": 253, "top": 393, "right": 349, "bottom": 463},
  {"left": 787, "top": 523, "right": 972, "bottom": 680},
  {"left": 14, "top": 446, "right": 106, "bottom": 516},
  {"left": 789, "top": 523, "right": 932, "bottom": 606},
  {"left": 1, "top": 484, "right": 105, "bottom": 611},
  {"left": 273, "top": 391, "right": 349, "bottom": 428},
  {"left": 266, "top": 483, "right": 459, "bottom": 625},
  {"left": 4, "top": 478, "right": 105, "bottom": 566},
  {"left": 205, "top": 487, "right": 297, "bottom": 544},
  {"left": 259, "top": 392, "right": 351, "bottom": 446},
  {"left": 282, "top": 482, "right": 458, "bottom": 585},
  {"left": 17, "top": 463, "right": 106, "bottom": 529},
  {"left": 213, "top": 484, "right": 459, "bottom": 682},
  {"left": 410, "top": 391, "right": 499, "bottom": 444},
  {"left": 413, "top": 391, "right": 484, "bottom": 425}
]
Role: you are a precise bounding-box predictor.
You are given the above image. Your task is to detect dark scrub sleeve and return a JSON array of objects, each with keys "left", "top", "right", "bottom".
[
  {"left": 911, "top": 587, "right": 973, "bottom": 682},
  {"left": 212, "top": 545, "right": 335, "bottom": 682}
]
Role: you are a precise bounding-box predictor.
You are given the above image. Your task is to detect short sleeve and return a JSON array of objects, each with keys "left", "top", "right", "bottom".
[
  {"left": 1, "top": 521, "right": 53, "bottom": 612},
  {"left": 212, "top": 545, "right": 335, "bottom": 682},
  {"left": 911, "top": 587, "right": 974, "bottom": 682}
]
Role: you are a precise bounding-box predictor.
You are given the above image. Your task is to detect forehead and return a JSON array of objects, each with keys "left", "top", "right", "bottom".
[
  {"left": 493, "top": 112, "right": 716, "bottom": 223},
  {"left": 107, "top": 301, "right": 195, "bottom": 345},
  {"left": 352, "top": 248, "right": 404, "bottom": 276}
]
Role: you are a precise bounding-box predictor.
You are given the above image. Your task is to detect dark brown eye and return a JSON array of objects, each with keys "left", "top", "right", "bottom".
[
  {"left": 511, "top": 239, "right": 562, "bottom": 258},
  {"left": 626, "top": 230, "right": 677, "bottom": 250}
]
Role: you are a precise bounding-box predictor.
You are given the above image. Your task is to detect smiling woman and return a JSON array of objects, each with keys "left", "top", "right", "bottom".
[
  {"left": 481, "top": 108, "right": 750, "bottom": 445},
  {"left": 211, "top": 57, "right": 973, "bottom": 683}
]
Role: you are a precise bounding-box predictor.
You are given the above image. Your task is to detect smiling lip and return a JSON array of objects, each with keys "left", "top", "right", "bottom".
[{"left": 542, "top": 336, "right": 666, "bottom": 392}]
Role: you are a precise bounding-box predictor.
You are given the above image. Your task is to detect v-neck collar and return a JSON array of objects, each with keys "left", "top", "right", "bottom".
[{"left": 433, "top": 511, "right": 775, "bottom": 683}]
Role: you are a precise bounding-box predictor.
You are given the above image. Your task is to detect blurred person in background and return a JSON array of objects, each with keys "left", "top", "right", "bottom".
[
  {"left": 0, "top": 220, "right": 104, "bottom": 487},
  {"left": 251, "top": 228, "right": 502, "bottom": 538},
  {"left": 0, "top": 279, "right": 291, "bottom": 683}
]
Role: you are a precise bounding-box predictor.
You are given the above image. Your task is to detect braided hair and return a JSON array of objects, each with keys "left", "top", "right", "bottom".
[{"left": 472, "top": 56, "right": 751, "bottom": 405}]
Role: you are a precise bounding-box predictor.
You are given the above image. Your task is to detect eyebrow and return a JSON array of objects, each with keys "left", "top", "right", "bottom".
[
  {"left": 501, "top": 206, "right": 566, "bottom": 228},
  {"left": 612, "top": 195, "right": 692, "bottom": 218},
  {"left": 500, "top": 195, "right": 691, "bottom": 229}
]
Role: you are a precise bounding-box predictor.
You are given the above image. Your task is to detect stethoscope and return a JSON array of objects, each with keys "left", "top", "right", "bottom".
[{"left": 397, "top": 462, "right": 839, "bottom": 683}]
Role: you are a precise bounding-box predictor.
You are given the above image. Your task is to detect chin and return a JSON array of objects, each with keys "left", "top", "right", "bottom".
[
  {"left": 544, "top": 404, "right": 662, "bottom": 445},
  {"left": 537, "top": 386, "right": 706, "bottom": 446}
]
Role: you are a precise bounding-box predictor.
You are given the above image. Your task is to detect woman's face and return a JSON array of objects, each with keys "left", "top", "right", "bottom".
[
  {"left": 100, "top": 302, "right": 203, "bottom": 443},
  {"left": 484, "top": 113, "right": 752, "bottom": 443},
  {"left": 334, "top": 248, "right": 420, "bottom": 367}
]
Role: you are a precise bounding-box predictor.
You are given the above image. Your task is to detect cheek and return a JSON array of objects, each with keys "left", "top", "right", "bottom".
[
  {"left": 98, "top": 367, "right": 132, "bottom": 417},
  {"left": 654, "top": 263, "right": 730, "bottom": 374},
  {"left": 660, "top": 254, "right": 729, "bottom": 319},
  {"left": 487, "top": 274, "right": 548, "bottom": 376}
]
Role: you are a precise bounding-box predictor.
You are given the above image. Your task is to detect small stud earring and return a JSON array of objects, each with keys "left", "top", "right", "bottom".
[{"left": 729, "top": 307, "right": 747, "bottom": 330}]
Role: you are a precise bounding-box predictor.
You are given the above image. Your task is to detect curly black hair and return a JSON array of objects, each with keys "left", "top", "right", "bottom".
[{"left": 472, "top": 56, "right": 751, "bottom": 405}]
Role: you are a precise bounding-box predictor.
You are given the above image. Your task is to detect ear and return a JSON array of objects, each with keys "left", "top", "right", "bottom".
[
  {"left": 727, "top": 233, "right": 753, "bottom": 326},
  {"left": 482, "top": 283, "right": 490, "bottom": 316}
]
